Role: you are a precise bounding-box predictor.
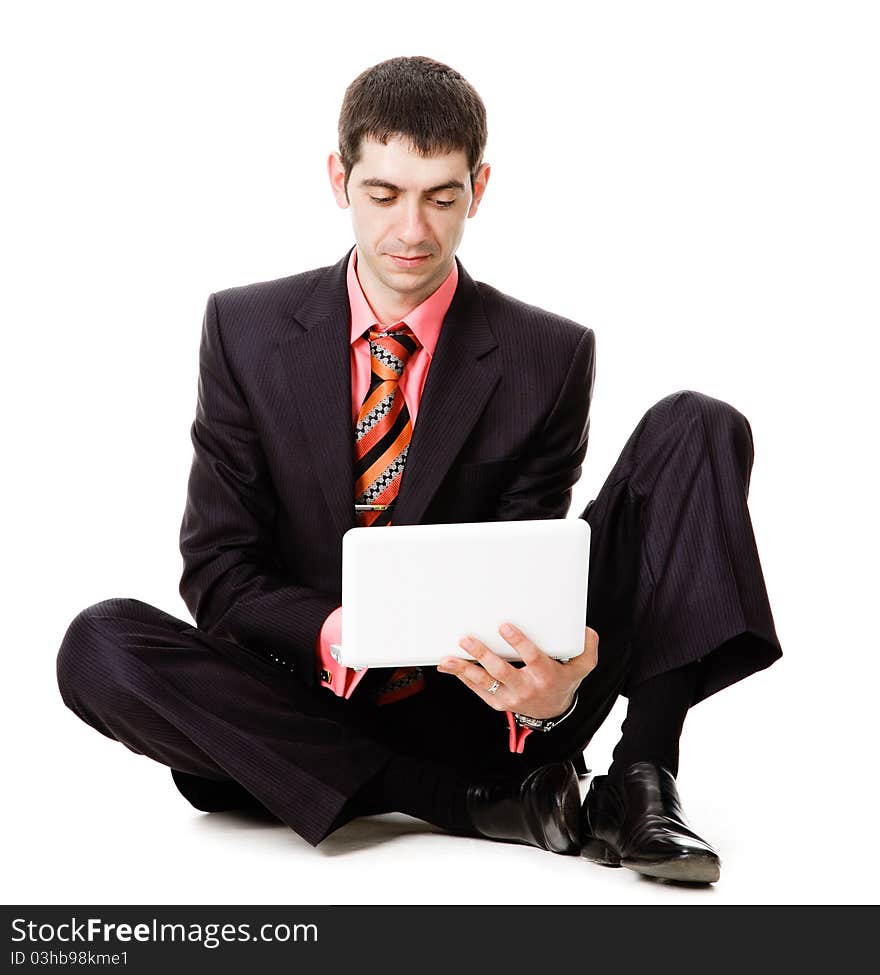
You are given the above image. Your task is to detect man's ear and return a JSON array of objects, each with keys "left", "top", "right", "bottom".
[
  {"left": 328, "top": 152, "right": 350, "bottom": 209},
  {"left": 468, "top": 162, "right": 491, "bottom": 218}
]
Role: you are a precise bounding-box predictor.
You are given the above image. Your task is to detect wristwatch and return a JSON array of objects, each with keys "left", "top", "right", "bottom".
[{"left": 513, "top": 692, "right": 579, "bottom": 732}]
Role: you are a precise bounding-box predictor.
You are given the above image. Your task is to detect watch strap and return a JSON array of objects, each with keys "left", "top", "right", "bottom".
[{"left": 513, "top": 691, "right": 579, "bottom": 732}]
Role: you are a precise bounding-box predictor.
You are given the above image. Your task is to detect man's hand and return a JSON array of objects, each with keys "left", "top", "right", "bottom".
[{"left": 437, "top": 623, "right": 599, "bottom": 719}]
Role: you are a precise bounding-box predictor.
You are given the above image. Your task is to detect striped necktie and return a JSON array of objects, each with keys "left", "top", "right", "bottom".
[{"left": 353, "top": 324, "right": 425, "bottom": 703}]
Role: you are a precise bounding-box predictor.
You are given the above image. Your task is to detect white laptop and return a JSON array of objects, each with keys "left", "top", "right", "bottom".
[{"left": 334, "top": 518, "right": 590, "bottom": 670}]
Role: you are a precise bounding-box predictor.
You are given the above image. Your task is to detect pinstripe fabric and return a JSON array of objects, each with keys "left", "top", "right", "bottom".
[
  {"left": 55, "top": 247, "right": 782, "bottom": 848},
  {"left": 581, "top": 390, "right": 782, "bottom": 702},
  {"left": 56, "top": 598, "right": 392, "bottom": 845}
]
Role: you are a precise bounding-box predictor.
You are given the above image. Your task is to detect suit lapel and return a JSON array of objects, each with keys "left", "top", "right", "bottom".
[
  {"left": 275, "top": 248, "right": 355, "bottom": 540},
  {"left": 392, "top": 259, "right": 499, "bottom": 525}
]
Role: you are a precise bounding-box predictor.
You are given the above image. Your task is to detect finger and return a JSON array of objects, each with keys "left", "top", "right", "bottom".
[
  {"left": 443, "top": 663, "right": 507, "bottom": 711},
  {"left": 560, "top": 626, "right": 599, "bottom": 677},
  {"left": 437, "top": 655, "right": 498, "bottom": 689},
  {"left": 497, "top": 622, "right": 552, "bottom": 670},
  {"left": 457, "top": 635, "right": 522, "bottom": 688}
]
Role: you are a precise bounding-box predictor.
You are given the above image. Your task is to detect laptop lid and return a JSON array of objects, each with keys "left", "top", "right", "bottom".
[{"left": 336, "top": 518, "right": 590, "bottom": 670}]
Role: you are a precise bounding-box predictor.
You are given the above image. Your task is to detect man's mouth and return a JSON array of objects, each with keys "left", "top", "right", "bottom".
[{"left": 388, "top": 254, "right": 431, "bottom": 268}]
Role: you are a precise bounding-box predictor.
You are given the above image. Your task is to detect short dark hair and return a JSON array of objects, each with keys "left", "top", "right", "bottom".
[{"left": 337, "top": 56, "right": 488, "bottom": 195}]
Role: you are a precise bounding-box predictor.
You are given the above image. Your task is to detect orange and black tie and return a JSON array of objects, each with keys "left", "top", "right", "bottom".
[{"left": 353, "top": 324, "right": 425, "bottom": 703}]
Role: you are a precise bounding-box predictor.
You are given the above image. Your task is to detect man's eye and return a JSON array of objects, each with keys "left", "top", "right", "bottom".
[
  {"left": 434, "top": 200, "right": 455, "bottom": 208},
  {"left": 369, "top": 196, "right": 395, "bottom": 204}
]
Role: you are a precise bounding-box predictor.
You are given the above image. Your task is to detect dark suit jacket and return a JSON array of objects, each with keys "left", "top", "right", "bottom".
[{"left": 179, "top": 246, "right": 595, "bottom": 688}]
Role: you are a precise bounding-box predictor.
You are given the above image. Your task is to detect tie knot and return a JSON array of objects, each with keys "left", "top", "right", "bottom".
[{"left": 368, "top": 325, "right": 421, "bottom": 378}]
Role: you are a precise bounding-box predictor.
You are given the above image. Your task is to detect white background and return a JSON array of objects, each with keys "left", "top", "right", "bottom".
[{"left": 2, "top": 0, "right": 878, "bottom": 905}]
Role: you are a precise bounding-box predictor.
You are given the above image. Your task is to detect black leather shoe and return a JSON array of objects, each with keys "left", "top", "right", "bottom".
[
  {"left": 466, "top": 761, "right": 581, "bottom": 855},
  {"left": 581, "top": 762, "right": 721, "bottom": 883}
]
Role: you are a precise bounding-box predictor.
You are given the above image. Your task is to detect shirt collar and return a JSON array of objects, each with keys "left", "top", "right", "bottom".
[{"left": 346, "top": 245, "right": 458, "bottom": 356}]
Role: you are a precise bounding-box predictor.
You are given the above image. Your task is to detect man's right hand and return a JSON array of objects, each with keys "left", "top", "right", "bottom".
[{"left": 437, "top": 624, "right": 599, "bottom": 719}]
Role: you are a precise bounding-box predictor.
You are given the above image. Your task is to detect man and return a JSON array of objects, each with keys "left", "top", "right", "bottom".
[{"left": 56, "top": 56, "right": 782, "bottom": 885}]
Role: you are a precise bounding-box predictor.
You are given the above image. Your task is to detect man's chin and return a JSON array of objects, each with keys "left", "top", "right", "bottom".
[{"left": 379, "top": 267, "right": 438, "bottom": 293}]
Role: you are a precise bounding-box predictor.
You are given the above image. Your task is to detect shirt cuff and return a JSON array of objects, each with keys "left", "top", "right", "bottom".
[
  {"left": 506, "top": 711, "right": 533, "bottom": 753},
  {"left": 316, "top": 607, "right": 369, "bottom": 698}
]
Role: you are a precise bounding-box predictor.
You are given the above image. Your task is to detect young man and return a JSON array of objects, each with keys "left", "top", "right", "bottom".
[{"left": 56, "top": 56, "right": 782, "bottom": 885}]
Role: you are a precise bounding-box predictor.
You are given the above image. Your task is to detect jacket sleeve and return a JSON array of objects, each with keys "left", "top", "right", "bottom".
[
  {"left": 493, "top": 327, "right": 596, "bottom": 522},
  {"left": 178, "top": 293, "right": 340, "bottom": 687}
]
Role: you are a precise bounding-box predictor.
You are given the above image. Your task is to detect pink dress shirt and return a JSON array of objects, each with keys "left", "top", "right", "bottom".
[{"left": 316, "top": 246, "right": 533, "bottom": 753}]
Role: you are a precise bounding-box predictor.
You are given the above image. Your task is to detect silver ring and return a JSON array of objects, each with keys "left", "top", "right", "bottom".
[{"left": 487, "top": 680, "right": 501, "bottom": 695}]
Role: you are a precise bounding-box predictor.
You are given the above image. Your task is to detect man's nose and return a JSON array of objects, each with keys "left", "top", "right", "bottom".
[{"left": 395, "top": 200, "right": 430, "bottom": 246}]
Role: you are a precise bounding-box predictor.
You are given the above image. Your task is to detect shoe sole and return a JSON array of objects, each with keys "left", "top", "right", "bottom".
[
  {"left": 582, "top": 839, "right": 720, "bottom": 884},
  {"left": 622, "top": 853, "right": 721, "bottom": 884}
]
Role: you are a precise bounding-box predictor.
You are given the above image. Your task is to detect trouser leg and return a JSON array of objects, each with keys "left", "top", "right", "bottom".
[
  {"left": 56, "top": 597, "right": 395, "bottom": 847},
  {"left": 54, "top": 591, "right": 600, "bottom": 845},
  {"left": 593, "top": 389, "right": 782, "bottom": 701},
  {"left": 56, "top": 596, "right": 571, "bottom": 843},
  {"left": 519, "top": 389, "right": 783, "bottom": 768}
]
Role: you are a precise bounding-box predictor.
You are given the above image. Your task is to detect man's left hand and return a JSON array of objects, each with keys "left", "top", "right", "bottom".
[{"left": 437, "top": 623, "right": 599, "bottom": 719}]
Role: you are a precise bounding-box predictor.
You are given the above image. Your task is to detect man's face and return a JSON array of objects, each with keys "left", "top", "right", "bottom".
[{"left": 328, "top": 135, "right": 489, "bottom": 312}]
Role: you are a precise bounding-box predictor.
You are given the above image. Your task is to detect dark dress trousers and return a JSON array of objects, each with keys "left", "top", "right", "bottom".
[{"left": 56, "top": 247, "right": 782, "bottom": 847}]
